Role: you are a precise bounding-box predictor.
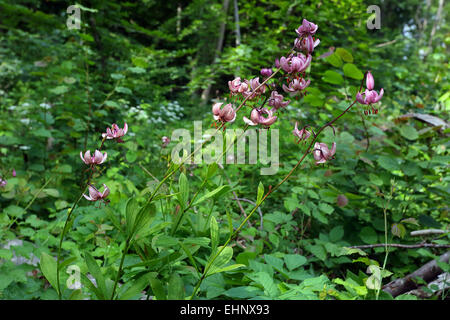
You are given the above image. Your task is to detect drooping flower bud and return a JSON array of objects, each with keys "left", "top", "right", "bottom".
[
  {"left": 366, "top": 71, "right": 374, "bottom": 90},
  {"left": 260, "top": 68, "right": 273, "bottom": 78},
  {"left": 337, "top": 194, "right": 348, "bottom": 207}
]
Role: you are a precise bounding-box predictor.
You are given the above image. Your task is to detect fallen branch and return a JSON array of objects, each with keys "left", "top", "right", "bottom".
[
  {"left": 349, "top": 243, "right": 450, "bottom": 249},
  {"left": 410, "top": 229, "right": 447, "bottom": 237},
  {"left": 382, "top": 251, "right": 450, "bottom": 298}
]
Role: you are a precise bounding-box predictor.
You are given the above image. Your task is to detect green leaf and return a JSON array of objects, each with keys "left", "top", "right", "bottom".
[
  {"left": 179, "top": 242, "right": 200, "bottom": 274},
  {"left": 207, "top": 246, "right": 234, "bottom": 277},
  {"left": 365, "top": 265, "right": 382, "bottom": 290},
  {"left": 377, "top": 156, "right": 400, "bottom": 171},
  {"left": 84, "top": 252, "right": 107, "bottom": 300},
  {"left": 391, "top": 223, "right": 406, "bottom": 238},
  {"left": 329, "top": 226, "right": 344, "bottom": 242},
  {"left": 167, "top": 273, "right": 184, "bottom": 300},
  {"left": 105, "top": 100, "right": 119, "bottom": 108},
  {"left": 319, "top": 203, "right": 334, "bottom": 214},
  {"left": 193, "top": 185, "right": 231, "bottom": 206},
  {"left": 343, "top": 63, "right": 364, "bottom": 80},
  {"left": 322, "top": 70, "right": 344, "bottom": 85},
  {"left": 206, "top": 163, "right": 218, "bottom": 178},
  {"left": 79, "top": 272, "right": 103, "bottom": 300},
  {"left": 207, "top": 264, "right": 245, "bottom": 275},
  {"left": 335, "top": 48, "right": 353, "bottom": 62},
  {"left": 119, "top": 273, "right": 151, "bottom": 300},
  {"left": 39, "top": 253, "right": 59, "bottom": 294},
  {"left": 210, "top": 216, "right": 219, "bottom": 253},
  {"left": 128, "top": 67, "right": 146, "bottom": 74},
  {"left": 178, "top": 173, "right": 189, "bottom": 209},
  {"left": 309, "top": 245, "right": 327, "bottom": 261},
  {"left": 131, "top": 56, "right": 149, "bottom": 68},
  {"left": 125, "top": 197, "right": 139, "bottom": 237},
  {"left": 50, "top": 85, "right": 68, "bottom": 95},
  {"left": 325, "top": 53, "right": 343, "bottom": 67},
  {"left": 339, "top": 247, "right": 367, "bottom": 256},
  {"left": 257, "top": 182, "right": 264, "bottom": 204},
  {"left": 360, "top": 226, "right": 378, "bottom": 244},
  {"left": 115, "top": 86, "right": 132, "bottom": 95},
  {"left": 400, "top": 218, "right": 419, "bottom": 226},
  {"left": 399, "top": 125, "right": 419, "bottom": 140},
  {"left": 284, "top": 254, "right": 307, "bottom": 271},
  {"left": 126, "top": 198, "right": 156, "bottom": 239},
  {"left": 418, "top": 214, "right": 441, "bottom": 228},
  {"left": 247, "top": 272, "right": 279, "bottom": 297},
  {"left": 149, "top": 276, "right": 166, "bottom": 300}
]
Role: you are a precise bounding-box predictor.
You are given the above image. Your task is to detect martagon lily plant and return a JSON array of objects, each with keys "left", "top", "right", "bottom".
[{"left": 53, "top": 18, "right": 383, "bottom": 300}]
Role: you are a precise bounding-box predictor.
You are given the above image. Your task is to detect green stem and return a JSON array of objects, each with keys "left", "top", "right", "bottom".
[{"left": 110, "top": 237, "right": 131, "bottom": 300}]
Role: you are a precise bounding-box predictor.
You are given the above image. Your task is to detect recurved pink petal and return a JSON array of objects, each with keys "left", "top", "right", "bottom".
[{"left": 101, "top": 184, "right": 110, "bottom": 198}]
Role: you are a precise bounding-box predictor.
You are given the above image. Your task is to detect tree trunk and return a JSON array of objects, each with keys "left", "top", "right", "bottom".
[{"left": 201, "top": 0, "right": 230, "bottom": 103}]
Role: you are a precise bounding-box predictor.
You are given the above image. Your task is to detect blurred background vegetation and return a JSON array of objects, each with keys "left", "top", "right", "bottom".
[{"left": 0, "top": 0, "right": 448, "bottom": 300}]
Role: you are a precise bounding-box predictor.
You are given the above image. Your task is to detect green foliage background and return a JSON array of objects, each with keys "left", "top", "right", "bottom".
[{"left": 0, "top": 0, "right": 448, "bottom": 300}]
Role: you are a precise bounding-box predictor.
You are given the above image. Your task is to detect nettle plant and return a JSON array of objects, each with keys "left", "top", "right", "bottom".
[{"left": 39, "top": 19, "right": 384, "bottom": 300}]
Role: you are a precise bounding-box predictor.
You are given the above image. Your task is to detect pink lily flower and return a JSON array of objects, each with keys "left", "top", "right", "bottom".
[
  {"left": 243, "top": 108, "right": 277, "bottom": 127},
  {"left": 0, "top": 178, "right": 7, "bottom": 188},
  {"left": 212, "top": 103, "right": 236, "bottom": 123},
  {"left": 83, "top": 184, "right": 110, "bottom": 202},
  {"left": 268, "top": 91, "right": 290, "bottom": 109},
  {"left": 80, "top": 150, "right": 107, "bottom": 165},
  {"left": 228, "top": 77, "right": 242, "bottom": 95},
  {"left": 294, "top": 35, "right": 320, "bottom": 53},
  {"left": 102, "top": 123, "right": 128, "bottom": 142},
  {"left": 313, "top": 142, "right": 336, "bottom": 165},
  {"left": 248, "top": 77, "right": 267, "bottom": 96},
  {"left": 295, "top": 19, "right": 318, "bottom": 38},
  {"left": 292, "top": 122, "right": 311, "bottom": 142},
  {"left": 356, "top": 71, "right": 384, "bottom": 106},
  {"left": 12, "top": 169, "right": 16, "bottom": 177},
  {"left": 356, "top": 88, "right": 384, "bottom": 105},
  {"left": 279, "top": 53, "right": 311, "bottom": 74},
  {"left": 282, "top": 78, "right": 311, "bottom": 93},
  {"left": 162, "top": 136, "right": 170, "bottom": 148}
]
